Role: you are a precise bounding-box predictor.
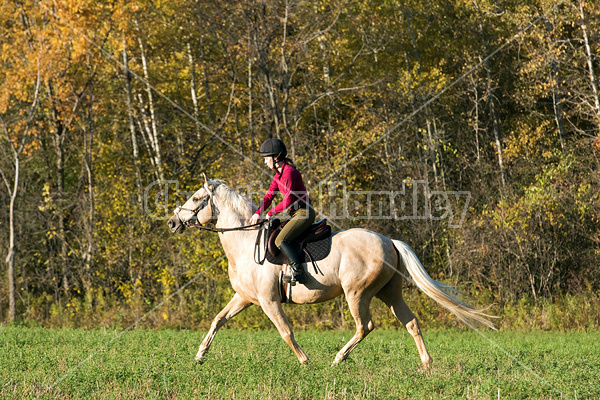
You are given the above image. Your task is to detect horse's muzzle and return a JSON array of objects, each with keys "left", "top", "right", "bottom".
[{"left": 168, "top": 215, "right": 183, "bottom": 233}]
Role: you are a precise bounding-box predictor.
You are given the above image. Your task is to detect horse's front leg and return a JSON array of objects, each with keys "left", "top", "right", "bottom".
[
  {"left": 259, "top": 298, "right": 310, "bottom": 364},
  {"left": 196, "top": 293, "right": 252, "bottom": 363}
]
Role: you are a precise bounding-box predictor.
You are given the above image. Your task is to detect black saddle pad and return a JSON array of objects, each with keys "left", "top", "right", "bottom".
[
  {"left": 266, "top": 236, "right": 332, "bottom": 265},
  {"left": 263, "top": 218, "right": 332, "bottom": 265}
]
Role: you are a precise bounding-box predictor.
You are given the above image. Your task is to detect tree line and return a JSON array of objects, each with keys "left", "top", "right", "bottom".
[{"left": 1, "top": 0, "right": 599, "bottom": 329}]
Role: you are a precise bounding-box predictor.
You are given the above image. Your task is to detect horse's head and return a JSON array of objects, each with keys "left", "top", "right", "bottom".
[{"left": 168, "top": 174, "right": 218, "bottom": 233}]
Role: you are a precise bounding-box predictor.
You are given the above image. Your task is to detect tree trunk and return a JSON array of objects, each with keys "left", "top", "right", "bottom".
[
  {"left": 488, "top": 86, "right": 506, "bottom": 187},
  {"left": 6, "top": 158, "right": 18, "bottom": 321},
  {"left": 137, "top": 35, "right": 165, "bottom": 181},
  {"left": 80, "top": 108, "right": 95, "bottom": 296},
  {"left": 248, "top": 4, "right": 281, "bottom": 138},
  {"left": 56, "top": 131, "right": 69, "bottom": 295},
  {"left": 264, "top": 71, "right": 281, "bottom": 138},
  {"left": 470, "top": 76, "right": 481, "bottom": 162},
  {"left": 1, "top": 71, "right": 40, "bottom": 321},
  {"left": 544, "top": 19, "right": 566, "bottom": 148},
  {"left": 425, "top": 110, "right": 440, "bottom": 189},
  {"left": 578, "top": 0, "right": 600, "bottom": 131},
  {"left": 195, "top": 3, "right": 215, "bottom": 124},
  {"left": 473, "top": 0, "right": 506, "bottom": 187},
  {"left": 432, "top": 117, "right": 446, "bottom": 189},
  {"left": 123, "top": 39, "right": 143, "bottom": 202},
  {"left": 280, "top": 0, "right": 293, "bottom": 148},
  {"left": 187, "top": 42, "right": 202, "bottom": 139},
  {"left": 248, "top": 42, "right": 255, "bottom": 149},
  {"left": 551, "top": 58, "right": 566, "bottom": 147},
  {"left": 402, "top": 5, "right": 441, "bottom": 187},
  {"left": 47, "top": 81, "right": 70, "bottom": 295}
]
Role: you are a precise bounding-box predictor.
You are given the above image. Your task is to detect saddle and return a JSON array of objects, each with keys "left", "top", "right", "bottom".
[{"left": 255, "top": 218, "right": 333, "bottom": 266}]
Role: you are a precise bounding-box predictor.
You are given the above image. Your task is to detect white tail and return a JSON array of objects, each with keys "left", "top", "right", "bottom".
[{"left": 393, "top": 240, "right": 496, "bottom": 330}]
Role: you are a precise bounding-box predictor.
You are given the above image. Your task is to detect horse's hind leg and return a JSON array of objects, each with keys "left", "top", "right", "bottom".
[
  {"left": 332, "top": 295, "right": 375, "bottom": 365},
  {"left": 376, "top": 275, "right": 433, "bottom": 368},
  {"left": 196, "top": 293, "right": 252, "bottom": 363}
]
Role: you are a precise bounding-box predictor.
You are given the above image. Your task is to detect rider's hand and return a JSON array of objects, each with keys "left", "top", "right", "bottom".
[{"left": 249, "top": 213, "right": 262, "bottom": 225}]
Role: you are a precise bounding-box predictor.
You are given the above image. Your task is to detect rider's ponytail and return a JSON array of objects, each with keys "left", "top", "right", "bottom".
[
  {"left": 275, "top": 152, "right": 295, "bottom": 168},
  {"left": 281, "top": 157, "right": 295, "bottom": 168}
]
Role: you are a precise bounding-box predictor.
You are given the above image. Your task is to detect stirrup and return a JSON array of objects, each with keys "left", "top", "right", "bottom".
[
  {"left": 291, "top": 271, "right": 306, "bottom": 285},
  {"left": 282, "top": 274, "right": 297, "bottom": 286}
]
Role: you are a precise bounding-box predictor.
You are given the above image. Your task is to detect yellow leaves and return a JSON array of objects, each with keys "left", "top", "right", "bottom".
[
  {"left": 157, "top": 267, "right": 175, "bottom": 295},
  {"left": 118, "top": 281, "right": 135, "bottom": 301},
  {"left": 128, "top": 3, "right": 142, "bottom": 13},
  {"left": 504, "top": 119, "right": 555, "bottom": 162},
  {"left": 487, "top": 154, "right": 597, "bottom": 249},
  {"left": 70, "top": 36, "right": 89, "bottom": 61},
  {"left": 575, "top": 182, "right": 600, "bottom": 222},
  {"left": 592, "top": 137, "right": 600, "bottom": 156},
  {"left": 39, "top": 183, "right": 53, "bottom": 212},
  {"left": 22, "top": 139, "right": 41, "bottom": 157}
]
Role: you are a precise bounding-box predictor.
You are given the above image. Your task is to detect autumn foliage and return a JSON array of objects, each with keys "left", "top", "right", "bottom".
[{"left": 1, "top": 0, "right": 599, "bottom": 329}]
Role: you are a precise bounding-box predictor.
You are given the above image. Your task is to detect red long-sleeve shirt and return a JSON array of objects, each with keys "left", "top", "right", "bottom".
[{"left": 255, "top": 163, "right": 310, "bottom": 217}]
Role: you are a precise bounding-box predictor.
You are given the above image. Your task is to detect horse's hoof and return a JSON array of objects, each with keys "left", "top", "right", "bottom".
[{"left": 419, "top": 358, "right": 433, "bottom": 371}]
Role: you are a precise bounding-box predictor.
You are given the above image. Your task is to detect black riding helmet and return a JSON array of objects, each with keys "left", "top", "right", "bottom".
[{"left": 258, "top": 138, "right": 287, "bottom": 160}]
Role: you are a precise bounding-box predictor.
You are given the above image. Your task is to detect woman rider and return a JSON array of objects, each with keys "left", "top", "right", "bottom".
[{"left": 249, "top": 138, "right": 316, "bottom": 284}]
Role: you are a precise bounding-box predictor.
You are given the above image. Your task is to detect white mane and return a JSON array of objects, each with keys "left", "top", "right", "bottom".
[{"left": 212, "top": 180, "right": 256, "bottom": 221}]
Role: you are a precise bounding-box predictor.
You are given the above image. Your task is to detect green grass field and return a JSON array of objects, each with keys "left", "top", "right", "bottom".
[{"left": 0, "top": 325, "right": 597, "bottom": 399}]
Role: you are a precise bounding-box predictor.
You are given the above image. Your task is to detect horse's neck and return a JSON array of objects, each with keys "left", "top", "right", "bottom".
[{"left": 214, "top": 204, "right": 255, "bottom": 266}]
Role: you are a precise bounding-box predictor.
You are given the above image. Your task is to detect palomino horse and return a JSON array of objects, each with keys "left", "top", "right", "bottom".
[{"left": 168, "top": 175, "right": 494, "bottom": 366}]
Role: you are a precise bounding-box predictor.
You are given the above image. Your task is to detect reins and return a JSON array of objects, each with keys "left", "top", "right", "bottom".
[
  {"left": 174, "top": 202, "right": 267, "bottom": 233},
  {"left": 174, "top": 180, "right": 269, "bottom": 233},
  {"left": 195, "top": 220, "right": 267, "bottom": 233},
  {"left": 254, "top": 219, "right": 279, "bottom": 265}
]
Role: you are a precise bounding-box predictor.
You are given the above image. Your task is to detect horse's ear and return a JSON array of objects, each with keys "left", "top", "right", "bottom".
[{"left": 202, "top": 173, "right": 214, "bottom": 191}]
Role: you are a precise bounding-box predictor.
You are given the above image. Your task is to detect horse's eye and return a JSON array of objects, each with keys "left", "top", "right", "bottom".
[
  {"left": 192, "top": 196, "right": 200, "bottom": 202},
  {"left": 198, "top": 197, "right": 209, "bottom": 210}
]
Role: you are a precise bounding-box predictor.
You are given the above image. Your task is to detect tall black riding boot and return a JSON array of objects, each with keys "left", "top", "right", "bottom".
[{"left": 278, "top": 241, "right": 307, "bottom": 285}]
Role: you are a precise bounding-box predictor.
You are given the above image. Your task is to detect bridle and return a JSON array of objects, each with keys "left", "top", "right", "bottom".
[
  {"left": 173, "top": 199, "right": 209, "bottom": 230},
  {"left": 173, "top": 182, "right": 267, "bottom": 233},
  {"left": 171, "top": 176, "right": 271, "bottom": 265}
]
